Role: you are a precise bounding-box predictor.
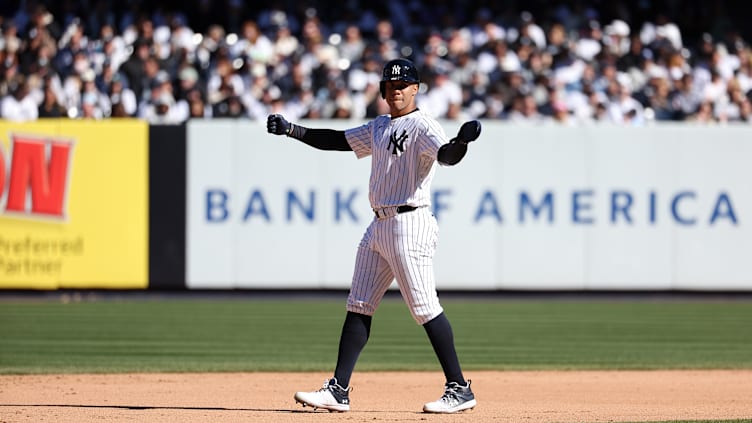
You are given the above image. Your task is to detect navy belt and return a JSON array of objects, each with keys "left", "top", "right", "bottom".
[
  {"left": 396, "top": 205, "right": 417, "bottom": 213},
  {"left": 373, "top": 205, "right": 418, "bottom": 219}
]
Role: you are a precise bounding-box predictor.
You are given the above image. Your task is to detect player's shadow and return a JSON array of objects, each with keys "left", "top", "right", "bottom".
[
  {"left": 0, "top": 404, "right": 291, "bottom": 413},
  {"left": 0, "top": 404, "right": 410, "bottom": 413}
]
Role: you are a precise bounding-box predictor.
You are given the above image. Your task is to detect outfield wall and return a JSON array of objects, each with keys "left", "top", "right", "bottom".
[
  {"left": 0, "top": 120, "right": 149, "bottom": 289},
  {"left": 1, "top": 119, "right": 750, "bottom": 291},
  {"left": 186, "top": 121, "right": 751, "bottom": 291}
]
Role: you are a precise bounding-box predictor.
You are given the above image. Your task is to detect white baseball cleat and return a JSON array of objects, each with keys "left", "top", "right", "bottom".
[
  {"left": 423, "top": 380, "right": 477, "bottom": 413},
  {"left": 294, "top": 378, "right": 351, "bottom": 412}
]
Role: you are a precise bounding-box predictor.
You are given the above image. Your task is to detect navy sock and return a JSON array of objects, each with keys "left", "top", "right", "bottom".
[
  {"left": 423, "top": 312, "right": 466, "bottom": 385},
  {"left": 333, "top": 311, "right": 372, "bottom": 387}
]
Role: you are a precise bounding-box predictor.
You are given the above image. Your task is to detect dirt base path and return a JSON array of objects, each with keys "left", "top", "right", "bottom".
[{"left": 1, "top": 370, "right": 751, "bottom": 422}]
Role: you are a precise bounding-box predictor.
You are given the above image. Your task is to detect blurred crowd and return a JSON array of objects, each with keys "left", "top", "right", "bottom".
[{"left": 1, "top": 0, "right": 751, "bottom": 125}]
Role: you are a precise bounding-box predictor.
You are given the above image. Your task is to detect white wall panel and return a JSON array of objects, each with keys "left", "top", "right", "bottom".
[{"left": 187, "top": 120, "right": 752, "bottom": 290}]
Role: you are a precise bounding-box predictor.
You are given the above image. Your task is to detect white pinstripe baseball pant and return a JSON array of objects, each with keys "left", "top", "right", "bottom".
[{"left": 346, "top": 207, "right": 444, "bottom": 325}]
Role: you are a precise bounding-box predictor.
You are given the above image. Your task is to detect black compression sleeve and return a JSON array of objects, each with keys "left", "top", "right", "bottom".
[
  {"left": 437, "top": 139, "right": 468, "bottom": 165},
  {"left": 287, "top": 123, "right": 351, "bottom": 151}
]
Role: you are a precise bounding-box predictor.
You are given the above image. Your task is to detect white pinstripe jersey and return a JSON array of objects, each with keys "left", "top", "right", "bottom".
[{"left": 344, "top": 109, "right": 448, "bottom": 209}]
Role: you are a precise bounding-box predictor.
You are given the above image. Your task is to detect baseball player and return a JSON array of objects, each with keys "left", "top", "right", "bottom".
[{"left": 267, "top": 58, "right": 481, "bottom": 414}]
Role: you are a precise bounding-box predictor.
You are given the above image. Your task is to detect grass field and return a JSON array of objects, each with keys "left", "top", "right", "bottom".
[{"left": 1, "top": 293, "right": 750, "bottom": 374}]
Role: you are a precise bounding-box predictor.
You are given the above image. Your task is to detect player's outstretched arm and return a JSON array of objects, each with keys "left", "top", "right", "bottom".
[
  {"left": 267, "top": 114, "right": 351, "bottom": 151},
  {"left": 437, "top": 120, "right": 481, "bottom": 165}
]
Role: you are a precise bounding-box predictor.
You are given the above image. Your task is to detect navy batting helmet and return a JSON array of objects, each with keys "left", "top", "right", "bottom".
[{"left": 380, "top": 58, "right": 420, "bottom": 99}]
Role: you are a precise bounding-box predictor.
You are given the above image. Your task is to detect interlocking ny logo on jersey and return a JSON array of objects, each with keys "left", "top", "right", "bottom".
[{"left": 388, "top": 130, "right": 408, "bottom": 155}]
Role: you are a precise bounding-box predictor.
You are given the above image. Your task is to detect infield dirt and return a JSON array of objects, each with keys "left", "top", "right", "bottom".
[{"left": 1, "top": 370, "right": 751, "bottom": 422}]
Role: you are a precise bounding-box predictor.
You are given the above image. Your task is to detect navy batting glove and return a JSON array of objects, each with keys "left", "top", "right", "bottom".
[
  {"left": 267, "top": 114, "right": 291, "bottom": 136},
  {"left": 456, "top": 120, "right": 481, "bottom": 143}
]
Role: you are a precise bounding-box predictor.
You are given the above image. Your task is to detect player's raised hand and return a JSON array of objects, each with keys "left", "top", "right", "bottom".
[
  {"left": 456, "top": 120, "right": 481, "bottom": 143},
  {"left": 267, "top": 114, "right": 291, "bottom": 136}
]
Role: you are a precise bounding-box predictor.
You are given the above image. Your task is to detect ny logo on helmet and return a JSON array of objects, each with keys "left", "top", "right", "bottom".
[{"left": 392, "top": 65, "right": 401, "bottom": 76}]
